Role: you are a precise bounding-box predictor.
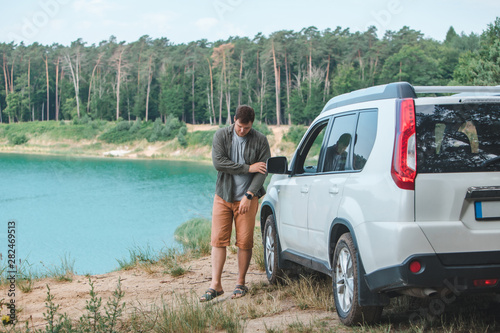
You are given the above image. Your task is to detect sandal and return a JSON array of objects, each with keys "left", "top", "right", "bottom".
[
  {"left": 199, "top": 288, "right": 224, "bottom": 302},
  {"left": 231, "top": 284, "right": 248, "bottom": 299}
]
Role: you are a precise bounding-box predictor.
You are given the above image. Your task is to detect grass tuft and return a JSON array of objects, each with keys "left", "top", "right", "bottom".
[
  {"left": 129, "top": 293, "right": 244, "bottom": 333},
  {"left": 279, "top": 273, "right": 334, "bottom": 312},
  {"left": 174, "top": 218, "right": 212, "bottom": 256},
  {"left": 116, "top": 244, "right": 158, "bottom": 271}
]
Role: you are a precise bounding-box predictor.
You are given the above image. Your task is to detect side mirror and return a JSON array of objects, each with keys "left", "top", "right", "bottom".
[{"left": 267, "top": 156, "right": 290, "bottom": 174}]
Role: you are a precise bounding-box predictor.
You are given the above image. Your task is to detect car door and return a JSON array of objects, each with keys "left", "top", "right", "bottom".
[
  {"left": 277, "top": 119, "right": 330, "bottom": 255},
  {"left": 306, "top": 113, "right": 358, "bottom": 261}
]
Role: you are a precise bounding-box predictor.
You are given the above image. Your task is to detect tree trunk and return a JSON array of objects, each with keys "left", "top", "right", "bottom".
[
  {"left": 87, "top": 53, "right": 103, "bottom": 115},
  {"left": 28, "top": 57, "right": 31, "bottom": 121},
  {"left": 2, "top": 55, "right": 8, "bottom": 97},
  {"left": 218, "top": 75, "right": 223, "bottom": 125},
  {"left": 238, "top": 50, "right": 243, "bottom": 106},
  {"left": 323, "top": 55, "right": 331, "bottom": 102},
  {"left": 145, "top": 54, "right": 153, "bottom": 122},
  {"left": 207, "top": 58, "right": 216, "bottom": 125},
  {"left": 64, "top": 52, "right": 81, "bottom": 118},
  {"left": 256, "top": 51, "right": 260, "bottom": 93},
  {"left": 191, "top": 62, "right": 195, "bottom": 124},
  {"left": 272, "top": 42, "right": 281, "bottom": 126},
  {"left": 137, "top": 40, "right": 146, "bottom": 98},
  {"left": 260, "top": 70, "right": 266, "bottom": 121},
  {"left": 44, "top": 55, "right": 50, "bottom": 121},
  {"left": 222, "top": 49, "right": 232, "bottom": 125},
  {"left": 55, "top": 57, "right": 59, "bottom": 121},
  {"left": 9, "top": 56, "right": 15, "bottom": 93},
  {"left": 58, "top": 68, "right": 64, "bottom": 120},
  {"left": 116, "top": 47, "right": 125, "bottom": 120},
  {"left": 309, "top": 44, "right": 312, "bottom": 98},
  {"left": 358, "top": 49, "right": 364, "bottom": 82},
  {"left": 285, "top": 51, "right": 291, "bottom": 124},
  {"left": 206, "top": 85, "right": 212, "bottom": 125}
]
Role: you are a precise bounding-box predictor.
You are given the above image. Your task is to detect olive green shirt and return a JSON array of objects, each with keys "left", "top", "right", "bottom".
[{"left": 212, "top": 124, "right": 271, "bottom": 203}]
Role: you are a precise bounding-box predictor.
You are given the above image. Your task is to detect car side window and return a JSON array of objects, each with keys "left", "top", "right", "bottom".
[
  {"left": 323, "top": 114, "right": 357, "bottom": 172},
  {"left": 293, "top": 120, "right": 329, "bottom": 175},
  {"left": 353, "top": 111, "right": 378, "bottom": 170}
]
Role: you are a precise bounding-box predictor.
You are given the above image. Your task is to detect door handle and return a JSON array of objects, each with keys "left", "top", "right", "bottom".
[
  {"left": 329, "top": 186, "right": 339, "bottom": 195},
  {"left": 301, "top": 186, "right": 309, "bottom": 194}
]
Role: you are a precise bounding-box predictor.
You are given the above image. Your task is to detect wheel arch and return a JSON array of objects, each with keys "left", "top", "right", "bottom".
[
  {"left": 260, "top": 201, "right": 276, "bottom": 235},
  {"left": 328, "top": 218, "right": 358, "bottom": 268},
  {"left": 329, "top": 218, "right": 390, "bottom": 307}
]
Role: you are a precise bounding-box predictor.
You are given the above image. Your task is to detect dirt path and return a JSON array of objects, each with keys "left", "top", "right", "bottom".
[{"left": 3, "top": 250, "right": 340, "bottom": 332}]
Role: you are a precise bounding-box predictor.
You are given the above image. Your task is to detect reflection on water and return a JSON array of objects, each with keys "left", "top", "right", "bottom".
[{"left": 0, "top": 154, "right": 216, "bottom": 275}]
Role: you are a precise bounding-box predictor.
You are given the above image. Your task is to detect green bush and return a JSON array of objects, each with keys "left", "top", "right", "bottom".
[
  {"left": 129, "top": 118, "right": 142, "bottom": 134},
  {"left": 252, "top": 121, "right": 272, "bottom": 136},
  {"left": 283, "top": 125, "right": 308, "bottom": 145},
  {"left": 72, "top": 114, "right": 92, "bottom": 125},
  {"left": 177, "top": 132, "right": 187, "bottom": 147},
  {"left": 148, "top": 116, "right": 186, "bottom": 143},
  {"left": 116, "top": 120, "right": 132, "bottom": 131},
  {"left": 187, "top": 130, "right": 215, "bottom": 146},
  {"left": 99, "top": 120, "right": 137, "bottom": 144},
  {"left": 8, "top": 133, "right": 29, "bottom": 145},
  {"left": 148, "top": 118, "right": 164, "bottom": 142}
]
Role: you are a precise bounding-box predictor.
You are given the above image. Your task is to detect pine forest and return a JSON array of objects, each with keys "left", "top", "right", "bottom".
[{"left": 1, "top": 18, "right": 500, "bottom": 126}]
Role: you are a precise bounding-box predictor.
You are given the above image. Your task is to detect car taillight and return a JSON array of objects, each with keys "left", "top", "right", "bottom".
[
  {"left": 473, "top": 279, "right": 499, "bottom": 287},
  {"left": 391, "top": 98, "right": 416, "bottom": 190},
  {"left": 409, "top": 260, "right": 422, "bottom": 273}
]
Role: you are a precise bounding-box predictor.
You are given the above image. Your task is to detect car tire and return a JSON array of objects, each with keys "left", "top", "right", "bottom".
[
  {"left": 263, "top": 215, "right": 283, "bottom": 284},
  {"left": 333, "top": 233, "right": 383, "bottom": 325}
]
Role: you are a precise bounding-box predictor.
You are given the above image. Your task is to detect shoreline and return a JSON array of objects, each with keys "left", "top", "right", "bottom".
[
  {"left": 0, "top": 138, "right": 214, "bottom": 163},
  {"left": 0, "top": 124, "right": 294, "bottom": 163},
  {"left": 0, "top": 148, "right": 214, "bottom": 165}
]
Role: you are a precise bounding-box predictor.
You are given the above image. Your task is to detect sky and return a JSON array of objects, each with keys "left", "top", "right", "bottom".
[{"left": 1, "top": 0, "right": 499, "bottom": 46}]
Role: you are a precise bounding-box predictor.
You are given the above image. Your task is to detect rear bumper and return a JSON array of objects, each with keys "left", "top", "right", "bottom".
[{"left": 365, "top": 251, "right": 500, "bottom": 293}]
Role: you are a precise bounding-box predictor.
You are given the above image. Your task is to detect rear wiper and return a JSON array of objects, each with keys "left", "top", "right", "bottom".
[{"left": 481, "top": 156, "right": 500, "bottom": 168}]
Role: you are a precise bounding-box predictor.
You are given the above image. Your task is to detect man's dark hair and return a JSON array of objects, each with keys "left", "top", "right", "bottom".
[
  {"left": 338, "top": 133, "right": 351, "bottom": 147},
  {"left": 235, "top": 105, "right": 255, "bottom": 124}
]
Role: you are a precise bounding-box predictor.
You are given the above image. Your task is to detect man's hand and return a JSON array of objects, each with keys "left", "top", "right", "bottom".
[
  {"left": 238, "top": 196, "right": 252, "bottom": 215},
  {"left": 249, "top": 162, "right": 267, "bottom": 174}
]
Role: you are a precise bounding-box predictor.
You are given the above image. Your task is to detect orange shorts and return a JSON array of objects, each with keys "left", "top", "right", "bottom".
[{"left": 211, "top": 194, "right": 259, "bottom": 250}]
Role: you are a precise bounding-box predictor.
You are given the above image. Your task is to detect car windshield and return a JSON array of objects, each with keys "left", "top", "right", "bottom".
[{"left": 416, "top": 103, "right": 500, "bottom": 173}]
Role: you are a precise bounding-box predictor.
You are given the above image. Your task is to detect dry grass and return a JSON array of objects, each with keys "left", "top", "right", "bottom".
[{"left": 5, "top": 218, "right": 499, "bottom": 332}]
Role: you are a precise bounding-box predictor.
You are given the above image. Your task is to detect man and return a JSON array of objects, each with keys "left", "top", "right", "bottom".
[
  {"left": 200, "top": 105, "right": 271, "bottom": 302},
  {"left": 324, "top": 133, "right": 351, "bottom": 172}
]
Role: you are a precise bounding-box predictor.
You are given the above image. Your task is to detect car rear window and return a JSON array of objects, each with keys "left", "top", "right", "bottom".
[{"left": 416, "top": 103, "right": 500, "bottom": 173}]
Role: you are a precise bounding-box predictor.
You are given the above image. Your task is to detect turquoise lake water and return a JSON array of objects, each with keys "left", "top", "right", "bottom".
[{"left": 0, "top": 153, "right": 216, "bottom": 275}]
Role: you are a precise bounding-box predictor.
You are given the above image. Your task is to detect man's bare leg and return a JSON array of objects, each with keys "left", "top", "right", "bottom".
[
  {"left": 236, "top": 248, "right": 252, "bottom": 286},
  {"left": 210, "top": 246, "right": 226, "bottom": 292}
]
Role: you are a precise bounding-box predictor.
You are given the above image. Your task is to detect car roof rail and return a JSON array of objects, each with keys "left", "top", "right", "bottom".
[
  {"left": 322, "top": 82, "right": 416, "bottom": 113},
  {"left": 321, "top": 83, "right": 500, "bottom": 113},
  {"left": 414, "top": 86, "right": 500, "bottom": 94}
]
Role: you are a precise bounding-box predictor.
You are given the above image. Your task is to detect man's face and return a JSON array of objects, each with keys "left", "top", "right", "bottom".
[
  {"left": 337, "top": 143, "right": 347, "bottom": 154},
  {"left": 234, "top": 118, "right": 253, "bottom": 137}
]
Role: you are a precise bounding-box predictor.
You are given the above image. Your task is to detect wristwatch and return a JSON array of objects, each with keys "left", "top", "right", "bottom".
[{"left": 245, "top": 192, "right": 254, "bottom": 200}]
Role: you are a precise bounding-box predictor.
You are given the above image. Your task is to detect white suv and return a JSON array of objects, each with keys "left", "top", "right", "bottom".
[{"left": 260, "top": 82, "right": 500, "bottom": 325}]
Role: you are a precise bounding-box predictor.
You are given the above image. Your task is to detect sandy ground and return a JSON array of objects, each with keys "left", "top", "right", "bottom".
[{"left": 2, "top": 250, "right": 340, "bottom": 332}]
